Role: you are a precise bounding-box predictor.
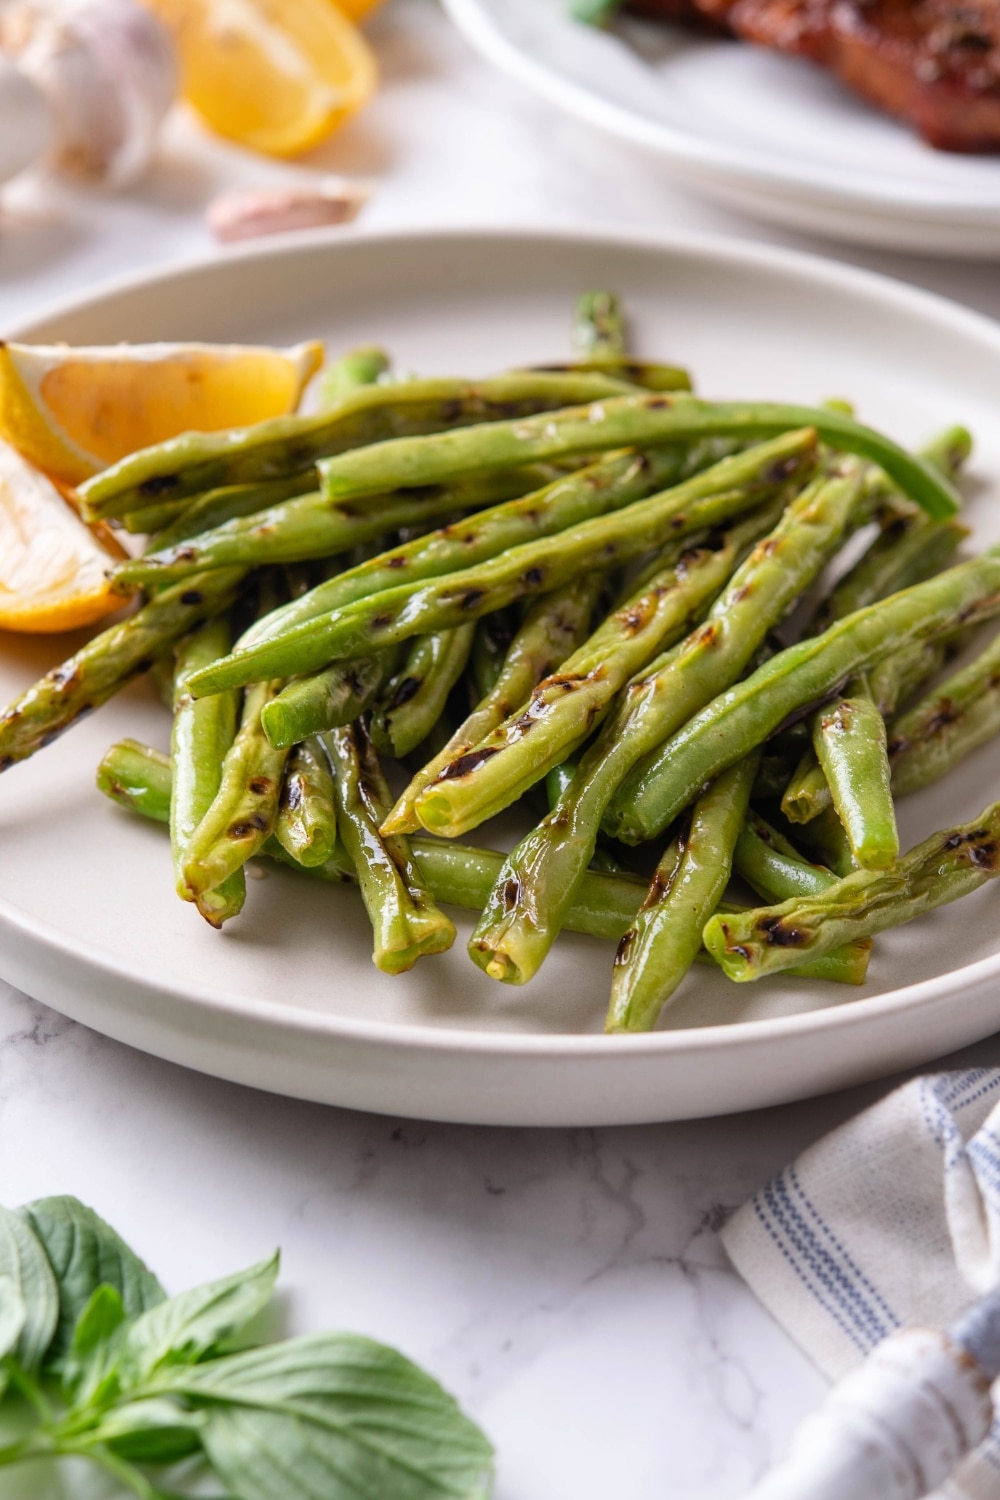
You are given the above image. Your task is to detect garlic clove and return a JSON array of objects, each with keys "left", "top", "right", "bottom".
[{"left": 206, "top": 176, "right": 373, "bottom": 243}]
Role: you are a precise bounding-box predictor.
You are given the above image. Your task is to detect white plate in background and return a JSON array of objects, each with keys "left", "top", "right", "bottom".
[
  {"left": 442, "top": 0, "right": 1000, "bottom": 257},
  {"left": 1, "top": 225, "right": 999, "bottom": 1126}
]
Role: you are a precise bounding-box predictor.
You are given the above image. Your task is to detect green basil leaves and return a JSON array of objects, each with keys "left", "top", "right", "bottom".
[{"left": 0, "top": 1196, "right": 492, "bottom": 1499}]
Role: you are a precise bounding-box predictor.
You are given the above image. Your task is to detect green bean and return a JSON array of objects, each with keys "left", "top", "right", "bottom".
[
  {"left": 371, "top": 625, "right": 476, "bottom": 759},
  {"left": 98, "top": 739, "right": 864, "bottom": 983},
  {"left": 792, "top": 805, "right": 859, "bottom": 878},
  {"left": 170, "top": 618, "right": 246, "bottom": 926},
  {"left": 97, "top": 738, "right": 176, "bottom": 824},
  {"left": 95, "top": 738, "right": 649, "bottom": 941},
  {"left": 607, "top": 756, "right": 757, "bottom": 1032},
  {"left": 316, "top": 393, "right": 959, "bottom": 520},
  {"left": 116, "top": 467, "right": 558, "bottom": 587},
  {"left": 180, "top": 678, "right": 290, "bottom": 897},
  {"left": 780, "top": 434, "right": 970, "bottom": 828},
  {"left": 273, "top": 737, "right": 341, "bottom": 868},
  {"left": 260, "top": 652, "right": 394, "bottom": 751},
  {"left": 127, "top": 473, "right": 317, "bottom": 544},
  {"left": 0, "top": 566, "right": 246, "bottom": 771},
  {"left": 735, "top": 813, "right": 841, "bottom": 902},
  {"left": 190, "top": 431, "right": 817, "bottom": 696},
  {"left": 79, "top": 371, "right": 641, "bottom": 521},
  {"left": 316, "top": 345, "right": 390, "bottom": 406},
  {"left": 703, "top": 799, "right": 1000, "bottom": 981},
  {"left": 467, "top": 456, "right": 863, "bottom": 985},
  {"left": 784, "top": 635, "right": 956, "bottom": 824},
  {"left": 323, "top": 721, "right": 455, "bottom": 973},
  {"left": 889, "top": 629, "right": 1000, "bottom": 797},
  {"left": 530, "top": 360, "right": 691, "bottom": 392},
  {"left": 812, "top": 687, "right": 898, "bottom": 868},
  {"left": 384, "top": 575, "right": 604, "bottom": 835},
  {"left": 573, "top": 291, "right": 626, "bottom": 361},
  {"left": 814, "top": 516, "right": 969, "bottom": 631},
  {"left": 226, "top": 445, "right": 695, "bottom": 659},
  {"left": 608, "top": 548, "right": 1000, "bottom": 846},
  {"left": 413, "top": 498, "right": 784, "bottom": 839}
]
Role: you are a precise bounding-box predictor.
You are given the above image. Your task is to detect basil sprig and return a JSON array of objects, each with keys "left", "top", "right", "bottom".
[{"left": 0, "top": 1197, "right": 492, "bottom": 1499}]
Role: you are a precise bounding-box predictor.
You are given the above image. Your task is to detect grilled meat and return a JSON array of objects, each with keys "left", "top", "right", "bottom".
[{"left": 626, "top": 0, "right": 1000, "bottom": 152}]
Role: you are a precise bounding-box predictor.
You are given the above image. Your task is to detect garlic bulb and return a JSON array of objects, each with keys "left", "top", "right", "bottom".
[
  {"left": 0, "top": 53, "right": 52, "bottom": 186},
  {"left": 3, "top": 0, "right": 178, "bottom": 187}
]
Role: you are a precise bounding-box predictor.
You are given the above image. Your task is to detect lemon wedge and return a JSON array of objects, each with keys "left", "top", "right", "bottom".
[
  {"left": 0, "top": 338, "right": 324, "bottom": 486},
  {"left": 0, "top": 442, "right": 125, "bottom": 634},
  {"left": 335, "top": 0, "right": 384, "bottom": 20},
  {"left": 144, "top": 0, "right": 377, "bottom": 157}
]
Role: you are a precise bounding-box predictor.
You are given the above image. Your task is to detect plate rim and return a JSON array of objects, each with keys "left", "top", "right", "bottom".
[
  {"left": 4, "top": 220, "right": 1000, "bottom": 1069},
  {"left": 440, "top": 0, "right": 1000, "bottom": 223}
]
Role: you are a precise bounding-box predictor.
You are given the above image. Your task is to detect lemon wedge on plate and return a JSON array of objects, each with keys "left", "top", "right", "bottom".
[
  {"left": 144, "top": 0, "right": 377, "bottom": 157},
  {"left": 0, "top": 442, "right": 126, "bottom": 634},
  {"left": 335, "top": 0, "right": 384, "bottom": 19},
  {"left": 0, "top": 338, "right": 324, "bottom": 486}
]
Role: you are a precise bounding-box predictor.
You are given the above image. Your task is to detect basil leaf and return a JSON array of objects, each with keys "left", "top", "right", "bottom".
[
  {"left": 62, "top": 1283, "right": 128, "bottom": 1405},
  {"left": 92, "top": 1396, "right": 206, "bottom": 1465},
  {"left": 0, "top": 1274, "right": 27, "bottom": 1400},
  {"left": 122, "top": 1253, "right": 279, "bottom": 1383},
  {"left": 165, "top": 1333, "right": 494, "bottom": 1500},
  {"left": 18, "top": 1197, "right": 164, "bottom": 1366},
  {"left": 0, "top": 1205, "right": 58, "bottom": 1372}
]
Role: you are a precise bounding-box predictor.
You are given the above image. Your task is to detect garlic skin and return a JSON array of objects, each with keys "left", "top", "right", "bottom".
[
  {"left": 6, "top": 0, "right": 179, "bottom": 187},
  {"left": 0, "top": 53, "right": 52, "bottom": 186}
]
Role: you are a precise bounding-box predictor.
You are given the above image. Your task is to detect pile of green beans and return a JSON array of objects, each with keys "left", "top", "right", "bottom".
[{"left": 2, "top": 293, "right": 997, "bottom": 1022}]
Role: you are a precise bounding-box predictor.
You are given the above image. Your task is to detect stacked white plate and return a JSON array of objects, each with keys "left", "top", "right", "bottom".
[{"left": 442, "top": 0, "right": 1000, "bottom": 257}]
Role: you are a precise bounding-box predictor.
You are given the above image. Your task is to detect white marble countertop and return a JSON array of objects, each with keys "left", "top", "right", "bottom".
[{"left": 2, "top": 2, "right": 1000, "bottom": 1496}]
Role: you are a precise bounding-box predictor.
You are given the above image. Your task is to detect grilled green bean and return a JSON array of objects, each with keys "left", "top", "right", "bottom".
[
  {"left": 180, "top": 678, "right": 290, "bottom": 897},
  {"left": 316, "top": 393, "right": 959, "bottom": 520},
  {"left": 97, "top": 739, "right": 864, "bottom": 980},
  {"left": 226, "top": 446, "right": 695, "bottom": 659},
  {"left": 412, "top": 498, "right": 785, "bottom": 839},
  {"left": 735, "top": 813, "right": 842, "bottom": 902},
  {"left": 384, "top": 575, "right": 605, "bottom": 834},
  {"left": 812, "top": 687, "right": 898, "bottom": 869},
  {"left": 467, "top": 456, "right": 864, "bottom": 984},
  {"left": 704, "top": 799, "right": 1000, "bottom": 981},
  {"left": 190, "top": 432, "right": 817, "bottom": 696},
  {"left": 317, "top": 345, "right": 390, "bottom": 406},
  {"left": 573, "top": 291, "right": 626, "bottom": 361},
  {"left": 371, "top": 625, "right": 476, "bottom": 759},
  {"left": 79, "top": 371, "right": 641, "bottom": 520},
  {"left": 323, "top": 721, "right": 455, "bottom": 972},
  {"left": 273, "top": 737, "right": 341, "bottom": 868},
  {"left": 607, "top": 757, "right": 757, "bottom": 1033},
  {"left": 261, "top": 652, "right": 394, "bottom": 750},
  {"left": 608, "top": 549, "right": 1000, "bottom": 846},
  {"left": 117, "top": 467, "right": 558, "bottom": 587},
  {"left": 0, "top": 566, "right": 246, "bottom": 771},
  {"left": 129, "top": 473, "right": 317, "bottom": 544},
  {"left": 95, "top": 738, "right": 648, "bottom": 940},
  {"left": 171, "top": 618, "right": 246, "bottom": 926},
  {"left": 889, "top": 629, "right": 1000, "bottom": 797}
]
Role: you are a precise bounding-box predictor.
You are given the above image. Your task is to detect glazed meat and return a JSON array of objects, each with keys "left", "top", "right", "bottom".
[{"left": 626, "top": 0, "right": 1000, "bottom": 152}]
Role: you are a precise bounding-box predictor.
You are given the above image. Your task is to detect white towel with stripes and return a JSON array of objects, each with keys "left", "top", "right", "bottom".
[{"left": 722, "top": 1069, "right": 1000, "bottom": 1499}]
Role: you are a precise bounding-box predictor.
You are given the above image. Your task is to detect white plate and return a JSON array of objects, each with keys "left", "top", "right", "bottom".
[
  {"left": 2, "top": 225, "right": 1000, "bottom": 1126},
  {"left": 441, "top": 0, "right": 1000, "bottom": 257}
]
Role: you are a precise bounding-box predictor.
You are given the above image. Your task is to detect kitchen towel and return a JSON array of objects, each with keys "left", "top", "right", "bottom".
[{"left": 722, "top": 1068, "right": 1000, "bottom": 1499}]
